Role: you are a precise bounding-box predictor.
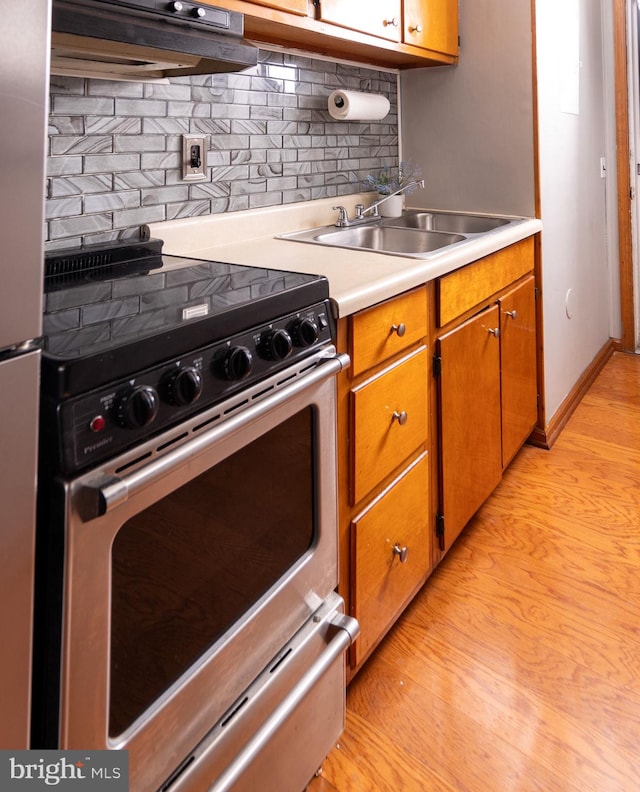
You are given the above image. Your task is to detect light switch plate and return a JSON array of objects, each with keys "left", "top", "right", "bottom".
[{"left": 182, "top": 134, "right": 207, "bottom": 182}]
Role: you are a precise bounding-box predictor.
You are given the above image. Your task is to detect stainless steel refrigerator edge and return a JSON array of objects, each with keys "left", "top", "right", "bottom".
[{"left": 0, "top": 1, "right": 50, "bottom": 747}]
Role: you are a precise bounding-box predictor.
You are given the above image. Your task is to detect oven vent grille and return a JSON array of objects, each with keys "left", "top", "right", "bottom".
[
  {"left": 45, "top": 252, "right": 118, "bottom": 288},
  {"left": 47, "top": 250, "right": 114, "bottom": 276},
  {"left": 44, "top": 238, "right": 164, "bottom": 290}
]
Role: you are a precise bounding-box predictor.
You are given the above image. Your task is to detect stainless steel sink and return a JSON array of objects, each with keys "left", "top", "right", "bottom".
[
  {"left": 384, "top": 211, "right": 511, "bottom": 234},
  {"left": 314, "top": 226, "right": 465, "bottom": 255},
  {"left": 278, "top": 209, "right": 526, "bottom": 259}
]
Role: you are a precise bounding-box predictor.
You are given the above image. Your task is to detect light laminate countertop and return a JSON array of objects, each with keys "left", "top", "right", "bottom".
[{"left": 146, "top": 194, "right": 542, "bottom": 318}]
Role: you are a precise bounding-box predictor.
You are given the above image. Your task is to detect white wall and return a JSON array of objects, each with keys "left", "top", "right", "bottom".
[
  {"left": 400, "top": 0, "right": 615, "bottom": 424},
  {"left": 536, "top": 0, "right": 611, "bottom": 417}
]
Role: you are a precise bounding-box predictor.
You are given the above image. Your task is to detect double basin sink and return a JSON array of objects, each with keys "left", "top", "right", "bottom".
[{"left": 279, "top": 210, "right": 526, "bottom": 259}]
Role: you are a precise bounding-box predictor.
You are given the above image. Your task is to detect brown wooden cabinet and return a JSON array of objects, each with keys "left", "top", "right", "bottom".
[
  {"left": 436, "top": 304, "right": 502, "bottom": 554},
  {"left": 337, "top": 286, "right": 432, "bottom": 674},
  {"left": 500, "top": 275, "right": 538, "bottom": 467},
  {"left": 205, "top": 0, "right": 458, "bottom": 69},
  {"left": 246, "top": 0, "right": 308, "bottom": 14},
  {"left": 318, "top": 0, "right": 458, "bottom": 55},
  {"left": 351, "top": 453, "right": 430, "bottom": 666},
  {"left": 333, "top": 238, "right": 538, "bottom": 675},
  {"left": 403, "top": 0, "right": 458, "bottom": 56},
  {"left": 351, "top": 347, "right": 428, "bottom": 504},
  {"left": 433, "top": 239, "right": 537, "bottom": 555},
  {"left": 318, "top": 0, "right": 402, "bottom": 43}
]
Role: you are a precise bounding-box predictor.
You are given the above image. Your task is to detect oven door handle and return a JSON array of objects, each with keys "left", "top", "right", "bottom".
[
  {"left": 209, "top": 611, "right": 360, "bottom": 792},
  {"left": 83, "top": 351, "right": 350, "bottom": 519}
]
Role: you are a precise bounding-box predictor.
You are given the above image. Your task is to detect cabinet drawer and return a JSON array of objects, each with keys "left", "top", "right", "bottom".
[
  {"left": 436, "top": 237, "right": 534, "bottom": 327},
  {"left": 351, "top": 346, "right": 428, "bottom": 504},
  {"left": 351, "top": 453, "right": 430, "bottom": 666},
  {"left": 350, "top": 287, "right": 427, "bottom": 376}
]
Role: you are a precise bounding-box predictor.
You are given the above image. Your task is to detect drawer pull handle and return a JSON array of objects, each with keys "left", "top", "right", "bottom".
[
  {"left": 391, "top": 322, "right": 406, "bottom": 337},
  {"left": 505, "top": 309, "right": 518, "bottom": 320},
  {"left": 392, "top": 410, "right": 408, "bottom": 426},
  {"left": 408, "top": 23, "right": 423, "bottom": 33},
  {"left": 487, "top": 327, "right": 500, "bottom": 338},
  {"left": 384, "top": 17, "right": 398, "bottom": 27},
  {"left": 393, "top": 544, "right": 409, "bottom": 563}
]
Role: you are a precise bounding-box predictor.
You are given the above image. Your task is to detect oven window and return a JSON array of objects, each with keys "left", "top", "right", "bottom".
[{"left": 109, "top": 407, "right": 315, "bottom": 737}]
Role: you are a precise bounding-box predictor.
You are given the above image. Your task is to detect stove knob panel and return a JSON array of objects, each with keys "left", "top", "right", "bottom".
[
  {"left": 290, "top": 317, "right": 319, "bottom": 348},
  {"left": 167, "top": 366, "right": 203, "bottom": 406},
  {"left": 117, "top": 386, "right": 160, "bottom": 429},
  {"left": 223, "top": 346, "right": 253, "bottom": 381},
  {"left": 260, "top": 328, "right": 293, "bottom": 361}
]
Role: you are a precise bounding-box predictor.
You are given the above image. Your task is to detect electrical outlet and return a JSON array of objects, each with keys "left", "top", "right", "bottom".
[{"left": 182, "top": 135, "right": 207, "bottom": 182}]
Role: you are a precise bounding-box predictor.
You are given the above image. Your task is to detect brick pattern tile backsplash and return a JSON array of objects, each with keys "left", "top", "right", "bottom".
[{"left": 46, "top": 49, "right": 399, "bottom": 250}]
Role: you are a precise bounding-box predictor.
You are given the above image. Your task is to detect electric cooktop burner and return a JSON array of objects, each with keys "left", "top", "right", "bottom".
[{"left": 42, "top": 238, "right": 331, "bottom": 399}]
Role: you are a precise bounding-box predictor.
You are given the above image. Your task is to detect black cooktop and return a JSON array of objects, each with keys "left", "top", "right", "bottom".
[{"left": 42, "top": 239, "right": 330, "bottom": 398}]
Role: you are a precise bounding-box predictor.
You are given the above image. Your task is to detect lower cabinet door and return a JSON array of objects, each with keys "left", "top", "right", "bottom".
[
  {"left": 499, "top": 275, "right": 537, "bottom": 467},
  {"left": 351, "top": 453, "right": 430, "bottom": 667},
  {"left": 437, "top": 304, "right": 502, "bottom": 554}
]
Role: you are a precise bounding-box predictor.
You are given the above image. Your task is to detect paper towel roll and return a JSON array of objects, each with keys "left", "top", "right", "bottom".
[{"left": 327, "top": 90, "right": 390, "bottom": 121}]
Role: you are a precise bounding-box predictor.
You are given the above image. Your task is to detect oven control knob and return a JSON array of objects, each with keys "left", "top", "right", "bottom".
[
  {"left": 167, "top": 366, "right": 203, "bottom": 406},
  {"left": 290, "top": 317, "right": 319, "bottom": 347},
  {"left": 117, "top": 386, "right": 160, "bottom": 429},
  {"left": 260, "top": 328, "right": 293, "bottom": 361},
  {"left": 223, "top": 346, "right": 253, "bottom": 381}
]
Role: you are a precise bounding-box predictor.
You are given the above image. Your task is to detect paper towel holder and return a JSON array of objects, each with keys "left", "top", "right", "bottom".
[{"left": 327, "top": 89, "right": 390, "bottom": 121}]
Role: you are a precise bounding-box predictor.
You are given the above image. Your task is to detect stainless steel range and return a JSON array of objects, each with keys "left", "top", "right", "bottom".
[{"left": 32, "top": 239, "right": 358, "bottom": 791}]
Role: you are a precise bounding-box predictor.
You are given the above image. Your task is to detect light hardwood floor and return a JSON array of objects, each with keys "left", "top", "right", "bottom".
[{"left": 313, "top": 351, "right": 640, "bottom": 791}]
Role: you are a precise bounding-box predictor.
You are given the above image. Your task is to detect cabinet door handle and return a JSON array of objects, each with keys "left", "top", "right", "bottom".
[
  {"left": 505, "top": 309, "right": 518, "bottom": 320},
  {"left": 408, "top": 23, "right": 423, "bottom": 33},
  {"left": 392, "top": 410, "right": 408, "bottom": 425},
  {"left": 487, "top": 327, "right": 500, "bottom": 337},
  {"left": 393, "top": 543, "right": 409, "bottom": 563},
  {"left": 384, "top": 17, "right": 398, "bottom": 27},
  {"left": 391, "top": 322, "right": 406, "bottom": 337}
]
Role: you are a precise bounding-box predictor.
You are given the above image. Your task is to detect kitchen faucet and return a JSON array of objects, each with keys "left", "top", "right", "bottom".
[{"left": 333, "top": 179, "right": 425, "bottom": 227}]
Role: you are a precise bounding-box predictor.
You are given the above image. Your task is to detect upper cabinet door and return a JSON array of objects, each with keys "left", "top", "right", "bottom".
[
  {"left": 403, "top": 0, "right": 459, "bottom": 56},
  {"left": 247, "top": 0, "right": 309, "bottom": 14},
  {"left": 318, "top": 0, "right": 402, "bottom": 42}
]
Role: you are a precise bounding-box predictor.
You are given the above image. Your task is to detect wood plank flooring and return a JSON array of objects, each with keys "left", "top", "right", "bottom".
[{"left": 313, "top": 351, "right": 640, "bottom": 791}]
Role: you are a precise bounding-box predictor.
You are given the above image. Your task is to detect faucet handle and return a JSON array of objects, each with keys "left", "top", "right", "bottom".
[
  {"left": 355, "top": 203, "right": 365, "bottom": 219},
  {"left": 333, "top": 205, "right": 349, "bottom": 227}
]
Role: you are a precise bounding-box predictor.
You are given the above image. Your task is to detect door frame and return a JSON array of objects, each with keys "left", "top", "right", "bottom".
[{"left": 613, "top": 0, "right": 637, "bottom": 351}]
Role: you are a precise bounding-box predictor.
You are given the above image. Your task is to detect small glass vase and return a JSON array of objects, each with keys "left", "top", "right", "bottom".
[{"left": 377, "top": 193, "right": 404, "bottom": 217}]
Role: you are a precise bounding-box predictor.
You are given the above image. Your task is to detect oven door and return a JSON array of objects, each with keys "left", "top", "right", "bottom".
[{"left": 54, "top": 349, "right": 350, "bottom": 790}]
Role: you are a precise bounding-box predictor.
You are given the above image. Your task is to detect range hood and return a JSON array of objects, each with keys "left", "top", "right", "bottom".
[{"left": 51, "top": 0, "right": 258, "bottom": 81}]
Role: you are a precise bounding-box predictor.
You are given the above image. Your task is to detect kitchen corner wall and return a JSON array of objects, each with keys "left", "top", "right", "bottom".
[
  {"left": 401, "top": 0, "right": 535, "bottom": 217},
  {"left": 46, "top": 49, "right": 398, "bottom": 251}
]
